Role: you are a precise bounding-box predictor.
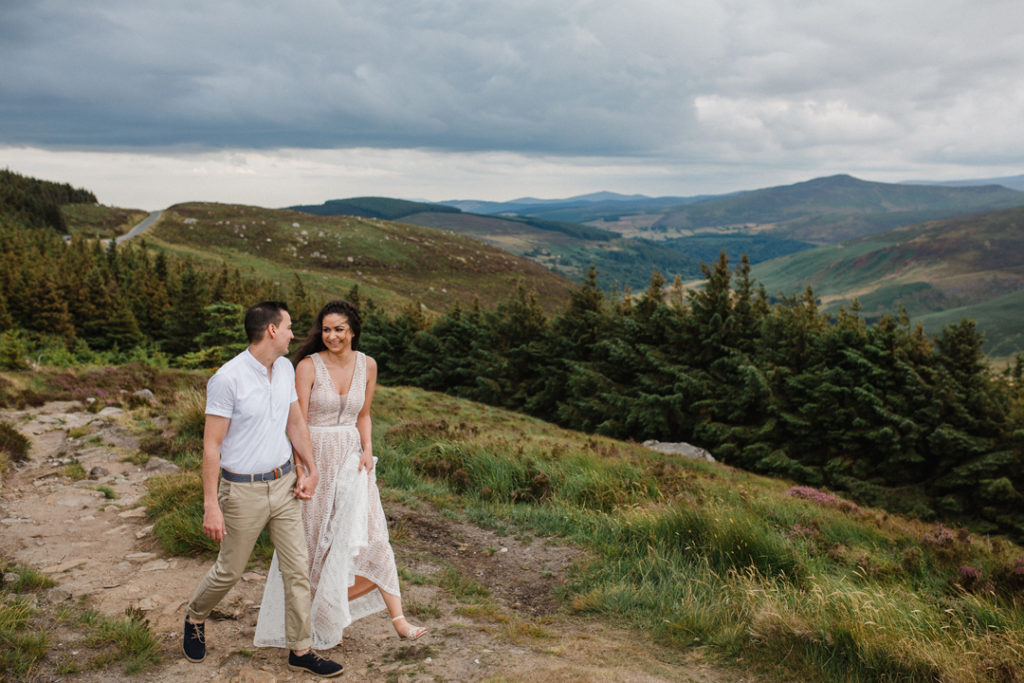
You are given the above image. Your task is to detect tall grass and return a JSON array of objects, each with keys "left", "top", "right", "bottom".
[{"left": 167, "top": 386, "right": 206, "bottom": 468}]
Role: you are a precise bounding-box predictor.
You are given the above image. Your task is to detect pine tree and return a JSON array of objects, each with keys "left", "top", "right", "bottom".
[{"left": 161, "top": 260, "right": 209, "bottom": 355}]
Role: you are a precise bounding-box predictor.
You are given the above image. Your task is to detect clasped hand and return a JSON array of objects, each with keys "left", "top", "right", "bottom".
[{"left": 293, "top": 466, "right": 318, "bottom": 499}]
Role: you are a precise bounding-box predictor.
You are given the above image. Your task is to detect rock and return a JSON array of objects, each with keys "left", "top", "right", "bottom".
[
  {"left": 642, "top": 440, "right": 716, "bottom": 463},
  {"left": 96, "top": 407, "right": 125, "bottom": 418},
  {"left": 210, "top": 606, "right": 241, "bottom": 620},
  {"left": 131, "top": 389, "right": 157, "bottom": 406},
  {"left": 118, "top": 507, "right": 147, "bottom": 518},
  {"left": 3, "top": 571, "right": 20, "bottom": 586},
  {"left": 52, "top": 438, "right": 76, "bottom": 460},
  {"left": 135, "top": 524, "right": 154, "bottom": 539},
  {"left": 42, "top": 558, "right": 88, "bottom": 573},
  {"left": 88, "top": 466, "right": 109, "bottom": 479},
  {"left": 124, "top": 551, "right": 156, "bottom": 561},
  {"left": 45, "top": 587, "right": 73, "bottom": 603},
  {"left": 144, "top": 457, "right": 179, "bottom": 473},
  {"left": 140, "top": 559, "right": 170, "bottom": 572}
]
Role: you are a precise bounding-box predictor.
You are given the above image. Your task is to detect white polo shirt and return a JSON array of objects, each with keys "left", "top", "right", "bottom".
[{"left": 205, "top": 349, "right": 298, "bottom": 474}]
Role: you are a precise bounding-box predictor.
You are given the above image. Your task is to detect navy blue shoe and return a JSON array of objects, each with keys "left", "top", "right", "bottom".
[
  {"left": 182, "top": 617, "right": 205, "bottom": 662},
  {"left": 289, "top": 650, "right": 344, "bottom": 677}
]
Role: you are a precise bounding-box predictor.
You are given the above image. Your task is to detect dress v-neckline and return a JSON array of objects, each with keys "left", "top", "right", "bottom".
[{"left": 318, "top": 352, "right": 356, "bottom": 397}]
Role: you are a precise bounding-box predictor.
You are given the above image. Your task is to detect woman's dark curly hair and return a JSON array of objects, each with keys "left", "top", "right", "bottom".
[{"left": 292, "top": 299, "right": 362, "bottom": 364}]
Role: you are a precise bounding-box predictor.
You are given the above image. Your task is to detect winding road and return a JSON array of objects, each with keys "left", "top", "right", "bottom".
[{"left": 115, "top": 209, "right": 163, "bottom": 243}]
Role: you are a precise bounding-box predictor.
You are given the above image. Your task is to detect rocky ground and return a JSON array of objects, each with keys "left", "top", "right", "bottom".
[{"left": 0, "top": 400, "right": 752, "bottom": 682}]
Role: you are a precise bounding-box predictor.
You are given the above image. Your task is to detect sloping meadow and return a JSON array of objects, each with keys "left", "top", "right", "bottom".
[{"left": 146, "top": 383, "right": 1024, "bottom": 681}]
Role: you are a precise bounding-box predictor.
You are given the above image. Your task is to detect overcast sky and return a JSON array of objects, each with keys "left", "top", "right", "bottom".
[{"left": 2, "top": 0, "right": 1023, "bottom": 210}]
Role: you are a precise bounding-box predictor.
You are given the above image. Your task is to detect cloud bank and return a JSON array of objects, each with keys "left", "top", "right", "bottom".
[{"left": 2, "top": 0, "right": 1022, "bottom": 207}]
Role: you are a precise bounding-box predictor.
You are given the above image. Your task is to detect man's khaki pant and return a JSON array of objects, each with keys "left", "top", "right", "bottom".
[{"left": 186, "top": 471, "right": 312, "bottom": 652}]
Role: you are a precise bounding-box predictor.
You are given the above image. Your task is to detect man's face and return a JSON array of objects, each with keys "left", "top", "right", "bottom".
[{"left": 270, "top": 310, "right": 294, "bottom": 356}]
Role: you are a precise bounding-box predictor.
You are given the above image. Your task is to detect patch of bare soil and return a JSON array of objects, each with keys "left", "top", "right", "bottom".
[{"left": 1, "top": 401, "right": 755, "bottom": 682}]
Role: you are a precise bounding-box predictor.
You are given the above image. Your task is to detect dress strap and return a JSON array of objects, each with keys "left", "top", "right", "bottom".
[
  {"left": 354, "top": 352, "right": 366, "bottom": 396},
  {"left": 308, "top": 353, "right": 331, "bottom": 395}
]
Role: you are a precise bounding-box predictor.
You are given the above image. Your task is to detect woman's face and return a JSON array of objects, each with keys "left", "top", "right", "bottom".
[{"left": 321, "top": 313, "right": 352, "bottom": 353}]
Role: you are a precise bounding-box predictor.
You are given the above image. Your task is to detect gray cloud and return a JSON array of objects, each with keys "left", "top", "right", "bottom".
[{"left": 1, "top": 0, "right": 1022, "bottom": 177}]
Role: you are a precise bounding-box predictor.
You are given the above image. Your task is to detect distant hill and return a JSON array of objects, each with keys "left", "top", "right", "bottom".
[
  {"left": 904, "top": 174, "right": 1024, "bottom": 192},
  {"left": 148, "top": 202, "right": 575, "bottom": 314},
  {"left": 652, "top": 174, "right": 1024, "bottom": 243},
  {"left": 438, "top": 191, "right": 707, "bottom": 223},
  {"left": 751, "top": 205, "right": 1024, "bottom": 357},
  {"left": 291, "top": 194, "right": 811, "bottom": 289},
  {"left": 288, "top": 196, "right": 461, "bottom": 220}
]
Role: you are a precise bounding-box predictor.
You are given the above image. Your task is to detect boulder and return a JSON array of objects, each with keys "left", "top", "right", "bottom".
[
  {"left": 143, "top": 456, "right": 179, "bottom": 473},
  {"left": 130, "top": 389, "right": 158, "bottom": 407},
  {"left": 642, "top": 440, "right": 716, "bottom": 463}
]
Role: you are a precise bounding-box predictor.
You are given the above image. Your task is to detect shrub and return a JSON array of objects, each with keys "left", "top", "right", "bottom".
[{"left": 0, "top": 421, "right": 31, "bottom": 463}]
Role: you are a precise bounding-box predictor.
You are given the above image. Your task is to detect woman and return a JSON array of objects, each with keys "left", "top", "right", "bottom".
[{"left": 254, "top": 300, "right": 426, "bottom": 649}]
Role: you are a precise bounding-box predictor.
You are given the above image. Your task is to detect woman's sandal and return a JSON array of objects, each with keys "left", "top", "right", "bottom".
[{"left": 392, "top": 615, "right": 428, "bottom": 640}]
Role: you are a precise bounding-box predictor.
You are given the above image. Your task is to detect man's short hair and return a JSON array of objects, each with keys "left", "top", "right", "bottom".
[{"left": 244, "top": 301, "right": 289, "bottom": 343}]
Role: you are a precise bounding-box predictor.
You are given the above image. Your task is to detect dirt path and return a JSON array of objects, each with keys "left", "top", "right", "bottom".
[{"left": 1, "top": 401, "right": 749, "bottom": 682}]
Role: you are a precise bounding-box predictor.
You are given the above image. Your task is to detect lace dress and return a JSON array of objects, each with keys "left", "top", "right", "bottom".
[{"left": 254, "top": 351, "right": 400, "bottom": 649}]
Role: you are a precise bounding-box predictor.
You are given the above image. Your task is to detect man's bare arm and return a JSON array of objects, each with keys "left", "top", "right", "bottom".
[
  {"left": 287, "top": 401, "right": 318, "bottom": 499},
  {"left": 201, "top": 415, "right": 230, "bottom": 542}
]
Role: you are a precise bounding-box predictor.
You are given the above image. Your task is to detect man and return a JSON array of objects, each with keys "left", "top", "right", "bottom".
[{"left": 182, "top": 301, "right": 343, "bottom": 678}]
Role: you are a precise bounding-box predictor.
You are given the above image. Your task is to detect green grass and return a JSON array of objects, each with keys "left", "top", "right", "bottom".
[
  {"left": 1, "top": 557, "right": 162, "bottom": 680},
  {"left": 139, "top": 382, "right": 1024, "bottom": 681},
  {"left": 438, "top": 566, "right": 490, "bottom": 603},
  {"left": 84, "top": 608, "right": 161, "bottom": 674},
  {"left": 64, "top": 460, "right": 86, "bottom": 480},
  {"left": 95, "top": 485, "right": 117, "bottom": 499}
]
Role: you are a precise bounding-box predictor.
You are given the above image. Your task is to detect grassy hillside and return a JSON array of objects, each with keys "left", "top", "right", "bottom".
[
  {"left": 146, "top": 202, "right": 574, "bottom": 314},
  {"left": 653, "top": 174, "right": 1024, "bottom": 243},
  {"left": 61, "top": 203, "right": 149, "bottom": 239},
  {"left": 136, "top": 377, "right": 1024, "bottom": 682},
  {"left": 752, "top": 205, "right": 1024, "bottom": 357},
  {"left": 916, "top": 288, "right": 1024, "bottom": 359}
]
